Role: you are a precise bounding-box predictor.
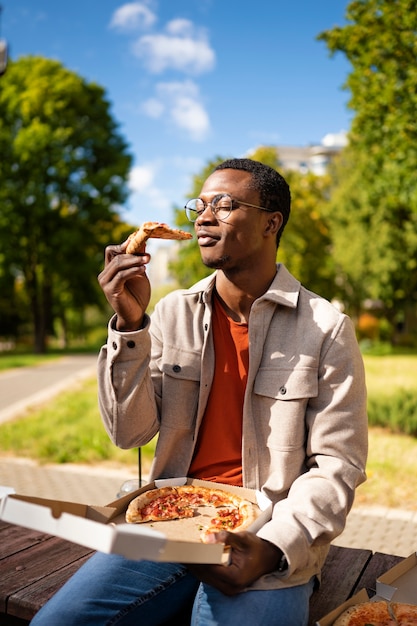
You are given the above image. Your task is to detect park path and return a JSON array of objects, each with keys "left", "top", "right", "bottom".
[{"left": 0, "top": 354, "right": 97, "bottom": 424}]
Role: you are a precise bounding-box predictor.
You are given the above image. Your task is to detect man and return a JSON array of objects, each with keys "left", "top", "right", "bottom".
[{"left": 31, "top": 158, "right": 367, "bottom": 626}]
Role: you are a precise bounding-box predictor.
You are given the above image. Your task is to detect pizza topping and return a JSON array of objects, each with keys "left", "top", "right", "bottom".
[
  {"left": 208, "top": 507, "right": 244, "bottom": 530},
  {"left": 140, "top": 492, "right": 194, "bottom": 521},
  {"left": 125, "top": 484, "right": 257, "bottom": 540}
]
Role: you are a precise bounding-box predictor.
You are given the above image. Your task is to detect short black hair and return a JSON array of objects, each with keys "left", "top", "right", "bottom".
[{"left": 213, "top": 158, "right": 291, "bottom": 247}]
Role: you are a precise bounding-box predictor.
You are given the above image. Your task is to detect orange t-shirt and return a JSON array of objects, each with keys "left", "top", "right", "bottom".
[{"left": 188, "top": 293, "right": 248, "bottom": 486}]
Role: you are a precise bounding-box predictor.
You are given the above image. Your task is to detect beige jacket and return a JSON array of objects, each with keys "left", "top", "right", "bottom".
[{"left": 98, "top": 264, "right": 368, "bottom": 589}]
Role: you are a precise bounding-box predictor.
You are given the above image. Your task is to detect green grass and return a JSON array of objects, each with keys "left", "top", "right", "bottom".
[
  {"left": 363, "top": 354, "right": 417, "bottom": 396},
  {"left": 0, "top": 353, "right": 61, "bottom": 371},
  {"left": 0, "top": 377, "right": 156, "bottom": 472},
  {"left": 356, "top": 427, "right": 417, "bottom": 509}
]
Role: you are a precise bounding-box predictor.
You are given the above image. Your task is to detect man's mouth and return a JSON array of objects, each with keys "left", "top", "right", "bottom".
[{"left": 197, "top": 230, "right": 219, "bottom": 246}]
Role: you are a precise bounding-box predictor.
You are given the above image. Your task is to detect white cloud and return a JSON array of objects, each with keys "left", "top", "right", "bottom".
[
  {"left": 132, "top": 19, "right": 215, "bottom": 74},
  {"left": 128, "top": 164, "right": 156, "bottom": 193},
  {"left": 141, "top": 80, "right": 210, "bottom": 141},
  {"left": 141, "top": 97, "right": 165, "bottom": 118},
  {"left": 110, "top": 2, "right": 156, "bottom": 32},
  {"left": 321, "top": 131, "right": 348, "bottom": 147}
]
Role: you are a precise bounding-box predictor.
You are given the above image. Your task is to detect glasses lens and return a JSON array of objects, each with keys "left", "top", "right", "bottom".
[
  {"left": 185, "top": 198, "right": 203, "bottom": 222},
  {"left": 212, "top": 194, "right": 232, "bottom": 221}
]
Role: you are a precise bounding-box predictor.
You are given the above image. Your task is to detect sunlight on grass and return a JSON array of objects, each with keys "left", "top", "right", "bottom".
[
  {"left": 363, "top": 355, "right": 417, "bottom": 395},
  {"left": 0, "top": 353, "right": 61, "bottom": 371},
  {"left": 0, "top": 378, "right": 156, "bottom": 471},
  {"left": 355, "top": 427, "right": 417, "bottom": 509}
]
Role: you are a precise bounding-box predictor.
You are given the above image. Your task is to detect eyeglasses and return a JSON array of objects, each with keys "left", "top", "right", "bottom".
[{"left": 184, "top": 193, "right": 271, "bottom": 223}]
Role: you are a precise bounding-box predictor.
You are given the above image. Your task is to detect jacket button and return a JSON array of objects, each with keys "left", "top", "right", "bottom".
[
  {"left": 279, "top": 386, "right": 287, "bottom": 395},
  {"left": 173, "top": 364, "right": 181, "bottom": 373},
  {"left": 112, "top": 342, "right": 117, "bottom": 350},
  {"left": 127, "top": 340, "right": 135, "bottom": 349}
]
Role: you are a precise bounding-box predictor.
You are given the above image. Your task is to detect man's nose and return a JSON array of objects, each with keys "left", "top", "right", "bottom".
[{"left": 195, "top": 203, "right": 215, "bottom": 224}]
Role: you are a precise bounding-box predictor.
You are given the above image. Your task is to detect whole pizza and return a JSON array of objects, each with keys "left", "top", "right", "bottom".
[
  {"left": 333, "top": 600, "right": 417, "bottom": 625},
  {"left": 125, "top": 484, "right": 258, "bottom": 542}
]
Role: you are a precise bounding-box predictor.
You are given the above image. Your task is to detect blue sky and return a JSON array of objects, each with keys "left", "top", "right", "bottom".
[{"left": 3, "top": 0, "right": 352, "bottom": 227}]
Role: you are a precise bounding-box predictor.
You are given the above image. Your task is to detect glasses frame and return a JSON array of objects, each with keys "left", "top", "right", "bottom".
[{"left": 184, "top": 193, "right": 271, "bottom": 223}]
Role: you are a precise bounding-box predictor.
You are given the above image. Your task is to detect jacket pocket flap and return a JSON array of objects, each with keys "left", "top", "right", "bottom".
[
  {"left": 254, "top": 367, "right": 318, "bottom": 400},
  {"left": 160, "top": 346, "right": 201, "bottom": 382}
]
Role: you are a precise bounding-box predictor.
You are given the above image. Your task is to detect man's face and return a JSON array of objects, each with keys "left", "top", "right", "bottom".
[{"left": 195, "top": 169, "right": 275, "bottom": 272}]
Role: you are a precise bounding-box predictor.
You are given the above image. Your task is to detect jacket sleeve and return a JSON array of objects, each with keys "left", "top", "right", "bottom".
[
  {"left": 256, "top": 314, "right": 368, "bottom": 577},
  {"left": 97, "top": 315, "right": 160, "bottom": 449}
]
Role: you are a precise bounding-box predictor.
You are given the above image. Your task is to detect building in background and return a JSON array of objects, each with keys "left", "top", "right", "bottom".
[{"left": 277, "top": 131, "right": 347, "bottom": 176}]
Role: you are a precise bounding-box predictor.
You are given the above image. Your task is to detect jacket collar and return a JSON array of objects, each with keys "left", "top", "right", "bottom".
[{"left": 185, "top": 264, "right": 300, "bottom": 309}]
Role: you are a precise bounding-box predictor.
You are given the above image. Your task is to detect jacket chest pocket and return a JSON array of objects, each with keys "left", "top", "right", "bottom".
[
  {"left": 253, "top": 367, "right": 318, "bottom": 451},
  {"left": 159, "top": 346, "right": 201, "bottom": 430}
]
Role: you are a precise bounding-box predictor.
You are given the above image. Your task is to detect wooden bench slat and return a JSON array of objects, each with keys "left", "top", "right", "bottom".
[
  {"left": 0, "top": 536, "right": 92, "bottom": 614},
  {"left": 7, "top": 553, "right": 93, "bottom": 621},
  {"left": 0, "top": 525, "right": 50, "bottom": 561},
  {"left": 308, "top": 545, "right": 372, "bottom": 625},
  {"left": 353, "top": 551, "right": 404, "bottom": 597}
]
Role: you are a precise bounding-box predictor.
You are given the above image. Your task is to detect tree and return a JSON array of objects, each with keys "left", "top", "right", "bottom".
[
  {"left": 249, "top": 147, "right": 335, "bottom": 299},
  {"left": 318, "top": 0, "right": 417, "bottom": 337},
  {"left": 0, "top": 56, "right": 132, "bottom": 352}
]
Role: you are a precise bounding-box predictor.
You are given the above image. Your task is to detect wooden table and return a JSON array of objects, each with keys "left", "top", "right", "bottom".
[{"left": 0, "top": 519, "right": 404, "bottom": 625}]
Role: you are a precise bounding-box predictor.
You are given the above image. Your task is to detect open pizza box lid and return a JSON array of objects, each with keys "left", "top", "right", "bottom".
[
  {"left": 315, "top": 588, "right": 370, "bottom": 626},
  {"left": 373, "top": 552, "right": 417, "bottom": 604},
  {"left": 0, "top": 477, "right": 272, "bottom": 564}
]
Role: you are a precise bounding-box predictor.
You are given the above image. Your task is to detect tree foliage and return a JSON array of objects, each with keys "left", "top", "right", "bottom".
[
  {"left": 0, "top": 56, "right": 132, "bottom": 352},
  {"left": 318, "top": 0, "right": 417, "bottom": 331}
]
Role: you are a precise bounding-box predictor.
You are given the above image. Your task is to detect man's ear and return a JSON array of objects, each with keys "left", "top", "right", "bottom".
[{"left": 264, "top": 212, "right": 283, "bottom": 237}]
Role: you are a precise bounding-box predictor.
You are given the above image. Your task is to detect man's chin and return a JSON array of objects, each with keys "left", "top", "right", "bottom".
[{"left": 202, "top": 255, "right": 230, "bottom": 270}]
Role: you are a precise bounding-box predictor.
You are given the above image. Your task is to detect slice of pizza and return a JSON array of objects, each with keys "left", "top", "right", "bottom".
[
  {"left": 391, "top": 601, "right": 417, "bottom": 625},
  {"left": 126, "top": 222, "right": 192, "bottom": 254},
  {"left": 200, "top": 501, "right": 257, "bottom": 542},
  {"left": 333, "top": 600, "right": 396, "bottom": 625}
]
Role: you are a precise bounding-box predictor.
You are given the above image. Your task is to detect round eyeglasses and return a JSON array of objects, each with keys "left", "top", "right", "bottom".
[{"left": 184, "top": 193, "right": 271, "bottom": 223}]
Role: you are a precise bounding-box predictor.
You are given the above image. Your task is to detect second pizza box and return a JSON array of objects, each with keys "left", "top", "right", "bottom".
[
  {"left": 374, "top": 551, "right": 417, "bottom": 604},
  {"left": 0, "top": 477, "right": 272, "bottom": 564},
  {"left": 315, "top": 552, "right": 417, "bottom": 625}
]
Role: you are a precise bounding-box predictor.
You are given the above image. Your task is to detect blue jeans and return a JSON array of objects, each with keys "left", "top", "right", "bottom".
[{"left": 30, "top": 552, "right": 314, "bottom": 626}]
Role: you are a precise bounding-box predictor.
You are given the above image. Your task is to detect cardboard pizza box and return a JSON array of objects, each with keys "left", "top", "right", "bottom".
[
  {"left": 315, "top": 552, "right": 417, "bottom": 624},
  {"left": 315, "top": 589, "right": 370, "bottom": 626},
  {"left": 0, "top": 477, "right": 272, "bottom": 565},
  {"left": 374, "top": 552, "right": 417, "bottom": 604}
]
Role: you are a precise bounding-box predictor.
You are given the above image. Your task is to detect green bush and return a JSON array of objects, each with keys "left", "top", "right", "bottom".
[{"left": 368, "top": 390, "right": 417, "bottom": 436}]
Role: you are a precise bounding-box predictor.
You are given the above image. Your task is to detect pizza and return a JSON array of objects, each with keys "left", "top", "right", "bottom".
[
  {"left": 125, "top": 485, "right": 257, "bottom": 541},
  {"left": 333, "top": 600, "right": 417, "bottom": 625},
  {"left": 126, "top": 222, "right": 192, "bottom": 254}
]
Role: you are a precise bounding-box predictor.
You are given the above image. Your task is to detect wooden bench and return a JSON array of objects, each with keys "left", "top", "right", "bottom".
[{"left": 0, "top": 520, "right": 404, "bottom": 625}]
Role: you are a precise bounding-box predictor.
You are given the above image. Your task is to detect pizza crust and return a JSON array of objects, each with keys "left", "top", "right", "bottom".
[{"left": 126, "top": 222, "right": 192, "bottom": 254}]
